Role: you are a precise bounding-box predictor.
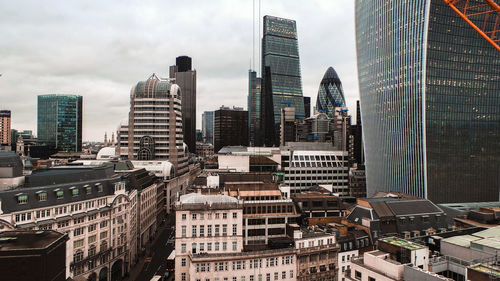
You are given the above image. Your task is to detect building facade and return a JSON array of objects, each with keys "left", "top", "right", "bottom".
[
  {"left": 201, "top": 111, "right": 214, "bottom": 145},
  {"left": 214, "top": 106, "right": 248, "bottom": 153},
  {"left": 248, "top": 70, "right": 262, "bottom": 146},
  {"left": 355, "top": 0, "right": 500, "bottom": 203},
  {"left": 316, "top": 67, "right": 346, "bottom": 118},
  {"left": 37, "top": 94, "right": 83, "bottom": 152},
  {"left": 118, "top": 73, "right": 188, "bottom": 176},
  {"left": 174, "top": 193, "right": 297, "bottom": 281},
  {"left": 0, "top": 110, "right": 11, "bottom": 147},
  {"left": 261, "top": 15, "right": 305, "bottom": 146},
  {"left": 170, "top": 56, "right": 197, "bottom": 153}
]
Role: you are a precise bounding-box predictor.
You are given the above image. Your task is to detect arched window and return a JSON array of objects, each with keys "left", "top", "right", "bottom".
[
  {"left": 74, "top": 250, "right": 83, "bottom": 262},
  {"left": 89, "top": 245, "right": 97, "bottom": 257},
  {"left": 100, "top": 241, "right": 108, "bottom": 252}
]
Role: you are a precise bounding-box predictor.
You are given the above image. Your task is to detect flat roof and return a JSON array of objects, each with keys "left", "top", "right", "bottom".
[
  {"left": 381, "top": 237, "right": 424, "bottom": 250},
  {"left": 469, "top": 264, "right": 500, "bottom": 277},
  {"left": 0, "top": 230, "right": 66, "bottom": 251},
  {"left": 442, "top": 235, "right": 481, "bottom": 247}
]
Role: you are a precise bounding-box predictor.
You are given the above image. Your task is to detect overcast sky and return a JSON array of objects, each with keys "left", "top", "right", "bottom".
[{"left": 0, "top": 0, "right": 359, "bottom": 142}]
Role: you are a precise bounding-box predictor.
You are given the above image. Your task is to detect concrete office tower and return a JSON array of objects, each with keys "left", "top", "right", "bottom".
[
  {"left": 261, "top": 15, "right": 305, "bottom": 146},
  {"left": 316, "top": 67, "right": 346, "bottom": 118},
  {"left": 0, "top": 110, "right": 11, "bottom": 147},
  {"left": 214, "top": 106, "right": 248, "bottom": 153},
  {"left": 37, "top": 94, "right": 82, "bottom": 152},
  {"left": 201, "top": 111, "right": 214, "bottom": 145},
  {"left": 170, "top": 56, "right": 197, "bottom": 153},
  {"left": 121, "top": 73, "right": 188, "bottom": 176},
  {"left": 355, "top": 0, "right": 500, "bottom": 203},
  {"left": 248, "top": 70, "right": 262, "bottom": 146}
]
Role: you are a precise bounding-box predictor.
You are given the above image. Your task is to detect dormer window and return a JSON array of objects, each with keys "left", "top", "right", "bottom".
[
  {"left": 37, "top": 192, "right": 47, "bottom": 202},
  {"left": 17, "top": 194, "right": 28, "bottom": 204},
  {"left": 86, "top": 185, "right": 92, "bottom": 195},
  {"left": 96, "top": 183, "right": 103, "bottom": 193},
  {"left": 56, "top": 190, "right": 64, "bottom": 199},
  {"left": 71, "top": 187, "right": 79, "bottom": 197}
]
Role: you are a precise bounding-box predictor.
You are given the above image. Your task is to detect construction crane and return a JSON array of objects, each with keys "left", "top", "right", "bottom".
[{"left": 443, "top": 0, "right": 500, "bottom": 52}]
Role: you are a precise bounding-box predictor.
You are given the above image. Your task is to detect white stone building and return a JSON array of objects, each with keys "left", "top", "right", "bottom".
[{"left": 174, "top": 192, "right": 297, "bottom": 281}]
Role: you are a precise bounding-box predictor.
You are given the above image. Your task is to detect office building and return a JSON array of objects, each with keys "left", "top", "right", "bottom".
[
  {"left": 201, "top": 111, "right": 214, "bottom": 145},
  {"left": 174, "top": 193, "right": 297, "bottom": 281},
  {"left": 303, "top": 96, "right": 311, "bottom": 118},
  {"left": 351, "top": 101, "right": 363, "bottom": 166},
  {"left": 281, "top": 142, "right": 349, "bottom": 195},
  {"left": 355, "top": 0, "right": 500, "bottom": 203},
  {"left": 248, "top": 70, "right": 262, "bottom": 146},
  {"left": 0, "top": 230, "right": 68, "bottom": 281},
  {"left": 0, "top": 110, "right": 11, "bottom": 147},
  {"left": 37, "top": 94, "right": 82, "bottom": 152},
  {"left": 170, "top": 56, "right": 197, "bottom": 153},
  {"left": 118, "top": 73, "right": 188, "bottom": 176},
  {"left": 214, "top": 106, "right": 248, "bottom": 153},
  {"left": 280, "top": 106, "right": 297, "bottom": 146},
  {"left": 261, "top": 15, "right": 305, "bottom": 146},
  {"left": 316, "top": 67, "right": 346, "bottom": 117}
]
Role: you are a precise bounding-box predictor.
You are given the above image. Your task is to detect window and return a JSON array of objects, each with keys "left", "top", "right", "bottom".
[
  {"left": 368, "top": 277, "right": 376, "bottom": 281},
  {"left": 181, "top": 273, "right": 186, "bottom": 281},
  {"left": 355, "top": 270, "right": 362, "bottom": 280},
  {"left": 222, "top": 224, "right": 227, "bottom": 236},
  {"left": 232, "top": 224, "right": 237, "bottom": 236},
  {"left": 56, "top": 190, "right": 64, "bottom": 199},
  {"left": 200, "top": 225, "right": 205, "bottom": 236},
  {"left": 17, "top": 194, "right": 28, "bottom": 204},
  {"left": 38, "top": 192, "right": 47, "bottom": 201},
  {"left": 222, "top": 242, "right": 227, "bottom": 251},
  {"left": 233, "top": 212, "right": 237, "bottom": 218},
  {"left": 100, "top": 231, "right": 107, "bottom": 239},
  {"left": 232, "top": 242, "right": 237, "bottom": 250},
  {"left": 289, "top": 271, "right": 293, "bottom": 278},
  {"left": 72, "top": 188, "right": 79, "bottom": 197},
  {"left": 207, "top": 242, "right": 212, "bottom": 251},
  {"left": 266, "top": 273, "right": 270, "bottom": 281},
  {"left": 88, "top": 224, "right": 97, "bottom": 232},
  {"left": 215, "top": 242, "right": 220, "bottom": 251},
  {"left": 74, "top": 250, "right": 83, "bottom": 262},
  {"left": 192, "top": 214, "right": 197, "bottom": 220},
  {"left": 181, "top": 258, "right": 186, "bottom": 266},
  {"left": 86, "top": 186, "right": 92, "bottom": 194},
  {"left": 100, "top": 221, "right": 107, "bottom": 228},
  {"left": 192, "top": 243, "right": 197, "bottom": 254},
  {"left": 74, "top": 227, "right": 84, "bottom": 236},
  {"left": 74, "top": 239, "right": 84, "bottom": 248},
  {"left": 192, "top": 225, "right": 197, "bottom": 237},
  {"left": 182, "top": 214, "right": 187, "bottom": 220},
  {"left": 97, "top": 184, "right": 103, "bottom": 193},
  {"left": 200, "top": 243, "right": 205, "bottom": 252},
  {"left": 208, "top": 225, "right": 212, "bottom": 236},
  {"left": 282, "top": 272, "right": 286, "bottom": 279},
  {"left": 181, "top": 244, "right": 186, "bottom": 253},
  {"left": 182, "top": 226, "right": 187, "bottom": 237},
  {"left": 88, "top": 235, "right": 96, "bottom": 244},
  {"left": 223, "top": 213, "right": 227, "bottom": 219}
]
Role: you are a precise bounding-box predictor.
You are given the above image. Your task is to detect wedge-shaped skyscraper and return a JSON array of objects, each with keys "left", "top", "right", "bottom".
[{"left": 355, "top": 0, "right": 500, "bottom": 203}]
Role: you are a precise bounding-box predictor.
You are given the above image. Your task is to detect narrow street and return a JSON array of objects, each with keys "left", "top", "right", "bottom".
[{"left": 131, "top": 222, "right": 175, "bottom": 281}]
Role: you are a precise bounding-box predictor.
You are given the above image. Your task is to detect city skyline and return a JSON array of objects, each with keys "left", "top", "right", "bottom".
[{"left": 0, "top": 0, "right": 358, "bottom": 141}]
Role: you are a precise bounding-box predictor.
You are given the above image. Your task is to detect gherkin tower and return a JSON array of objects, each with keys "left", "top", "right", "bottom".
[{"left": 316, "top": 67, "right": 346, "bottom": 117}]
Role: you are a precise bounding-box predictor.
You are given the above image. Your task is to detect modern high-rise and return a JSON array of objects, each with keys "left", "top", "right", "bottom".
[
  {"left": 37, "top": 94, "right": 82, "bottom": 152},
  {"left": 316, "top": 67, "right": 346, "bottom": 118},
  {"left": 214, "top": 106, "right": 248, "bottom": 153},
  {"left": 170, "top": 56, "right": 197, "bottom": 153},
  {"left": 355, "top": 0, "right": 500, "bottom": 203},
  {"left": 261, "top": 15, "right": 305, "bottom": 146},
  {"left": 201, "top": 111, "right": 214, "bottom": 145},
  {"left": 303, "top": 96, "right": 311, "bottom": 118},
  {"left": 248, "top": 70, "right": 262, "bottom": 146},
  {"left": 0, "top": 110, "right": 11, "bottom": 147},
  {"left": 118, "top": 73, "right": 188, "bottom": 176}
]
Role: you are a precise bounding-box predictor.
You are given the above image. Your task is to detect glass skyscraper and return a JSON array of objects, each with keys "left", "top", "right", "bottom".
[
  {"left": 202, "top": 111, "right": 214, "bottom": 145},
  {"left": 355, "top": 0, "right": 500, "bottom": 203},
  {"left": 37, "top": 94, "right": 83, "bottom": 152},
  {"left": 248, "top": 70, "right": 262, "bottom": 146},
  {"left": 316, "top": 67, "right": 346, "bottom": 117},
  {"left": 261, "top": 15, "right": 304, "bottom": 145}
]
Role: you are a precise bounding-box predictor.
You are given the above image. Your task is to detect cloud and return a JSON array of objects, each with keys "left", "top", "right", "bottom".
[{"left": 0, "top": 0, "right": 358, "bottom": 141}]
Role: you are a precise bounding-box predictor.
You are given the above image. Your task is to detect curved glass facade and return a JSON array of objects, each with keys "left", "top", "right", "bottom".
[
  {"left": 316, "top": 67, "right": 346, "bottom": 117},
  {"left": 355, "top": 0, "right": 500, "bottom": 203}
]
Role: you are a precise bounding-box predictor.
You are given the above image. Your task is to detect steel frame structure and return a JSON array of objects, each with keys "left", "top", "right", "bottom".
[{"left": 444, "top": 0, "right": 500, "bottom": 52}]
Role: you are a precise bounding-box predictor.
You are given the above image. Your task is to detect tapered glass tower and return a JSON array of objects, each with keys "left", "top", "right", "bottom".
[
  {"left": 316, "top": 67, "right": 346, "bottom": 117},
  {"left": 355, "top": 0, "right": 500, "bottom": 203},
  {"left": 261, "top": 15, "right": 304, "bottom": 146}
]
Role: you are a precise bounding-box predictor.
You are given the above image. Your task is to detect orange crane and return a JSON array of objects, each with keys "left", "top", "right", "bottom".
[{"left": 443, "top": 0, "right": 500, "bottom": 52}]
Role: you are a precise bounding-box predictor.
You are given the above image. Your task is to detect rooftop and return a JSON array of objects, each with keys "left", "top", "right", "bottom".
[
  {"left": 469, "top": 264, "right": 500, "bottom": 277},
  {"left": 381, "top": 237, "right": 424, "bottom": 250},
  {"left": 0, "top": 230, "right": 67, "bottom": 251},
  {"left": 179, "top": 193, "right": 238, "bottom": 205}
]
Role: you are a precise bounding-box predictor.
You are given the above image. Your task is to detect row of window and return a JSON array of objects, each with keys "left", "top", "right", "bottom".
[
  {"left": 181, "top": 241, "right": 237, "bottom": 253},
  {"left": 183, "top": 271, "right": 294, "bottom": 281},
  {"left": 181, "top": 224, "right": 238, "bottom": 237},
  {"left": 182, "top": 212, "right": 237, "bottom": 220},
  {"left": 16, "top": 183, "right": 105, "bottom": 204}
]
